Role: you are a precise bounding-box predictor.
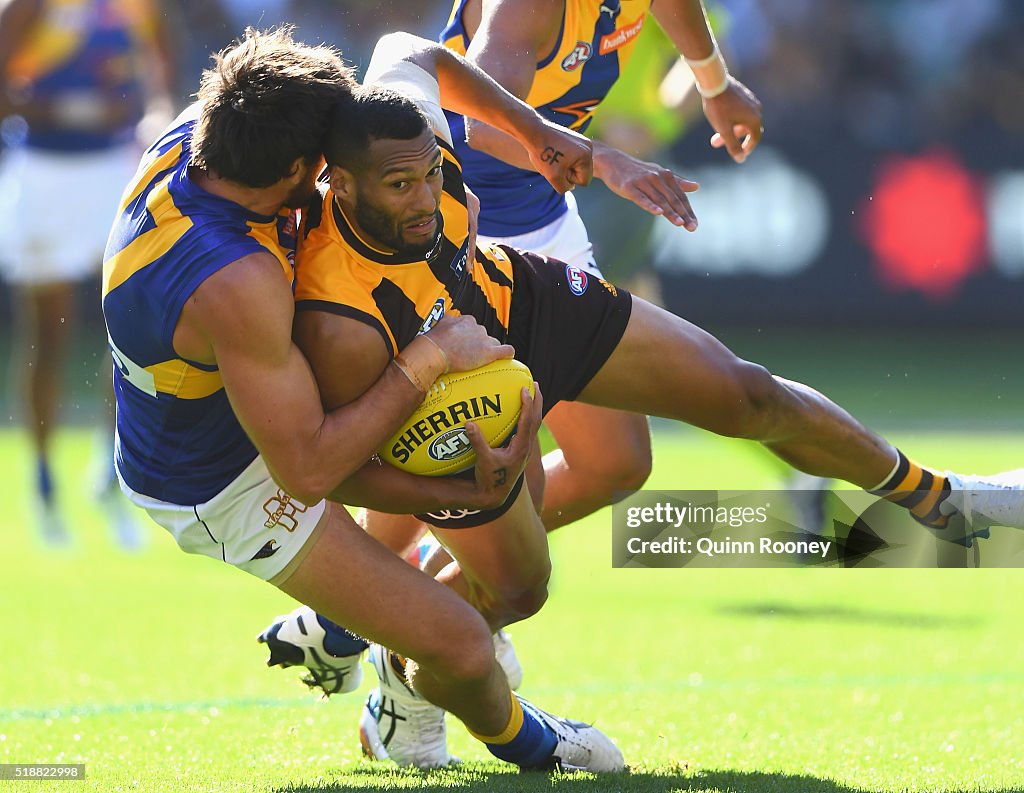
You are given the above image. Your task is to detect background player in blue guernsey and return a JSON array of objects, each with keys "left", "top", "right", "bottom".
[
  {"left": 444, "top": 0, "right": 763, "bottom": 530},
  {"left": 102, "top": 27, "right": 626, "bottom": 774},
  {"left": 361, "top": 0, "right": 765, "bottom": 572},
  {"left": 0, "top": 0, "right": 175, "bottom": 546},
  {"left": 262, "top": 30, "right": 1024, "bottom": 769}
]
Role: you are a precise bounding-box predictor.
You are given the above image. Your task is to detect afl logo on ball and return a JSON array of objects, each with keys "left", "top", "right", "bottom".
[
  {"left": 428, "top": 428, "right": 473, "bottom": 462},
  {"left": 566, "top": 264, "right": 589, "bottom": 296},
  {"left": 561, "top": 41, "right": 592, "bottom": 72}
]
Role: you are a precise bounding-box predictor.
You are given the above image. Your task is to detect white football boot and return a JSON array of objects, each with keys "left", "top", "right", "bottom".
[
  {"left": 256, "top": 606, "right": 365, "bottom": 696},
  {"left": 941, "top": 469, "right": 1024, "bottom": 546},
  {"left": 358, "top": 644, "right": 456, "bottom": 768},
  {"left": 518, "top": 695, "right": 625, "bottom": 772}
]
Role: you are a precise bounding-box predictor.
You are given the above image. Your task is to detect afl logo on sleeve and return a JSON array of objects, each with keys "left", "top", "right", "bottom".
[
  {"left": 565, "top": 264, "right": 589, "bottom": 296},
  {"left": 561, "top": 41, "right": 593, "bottom": 72}
]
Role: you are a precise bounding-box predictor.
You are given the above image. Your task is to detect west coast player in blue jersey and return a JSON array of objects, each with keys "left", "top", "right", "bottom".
[
  {"left": 0, "top": 0, "right": 174, "bottom": 545},
  {"left": 102, "top": 27, "right": 630, "bottom": 774}
]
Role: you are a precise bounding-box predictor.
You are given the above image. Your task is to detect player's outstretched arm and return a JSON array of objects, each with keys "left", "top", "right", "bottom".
[
  {"left": 593, "top": 141, "right": 700, "bottom": 230},
  {"left": 183, "top": 255, "right": 509, "bottom": 505},
  {"left": 366, "top": 31, "right": 592, "bottom": 193},
  {"left": 452, "top": 0, "right": 702, "bottom": 227},
  {"left": 652, "top": 0, "right": 763, "bottom": 163}
]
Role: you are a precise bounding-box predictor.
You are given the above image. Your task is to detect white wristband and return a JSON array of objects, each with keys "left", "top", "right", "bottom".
[
  {"left": 685, "top": 43, "right": 730, "bottom": 99},
  {"left": 695, "top": 72, "right": 730, "bottom": 99},
  {"left": 683, "top": 45, "right": 721, "bottom": 69}
]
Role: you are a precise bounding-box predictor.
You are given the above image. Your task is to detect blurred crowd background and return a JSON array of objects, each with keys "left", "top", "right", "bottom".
[
  {"left": 1, "top": 0, "right": 1023, "bottom": 423},
  {"left": 170, "top": 0, "right": 1024, "bottom": 329},
  {"left": 642, "top": 0, "right": 1024, "bottom": 328}
]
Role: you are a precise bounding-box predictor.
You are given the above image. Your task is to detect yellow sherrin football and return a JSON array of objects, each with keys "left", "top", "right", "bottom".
[{"left": 380, "top": 358, "right": 535, "bottom": 476}]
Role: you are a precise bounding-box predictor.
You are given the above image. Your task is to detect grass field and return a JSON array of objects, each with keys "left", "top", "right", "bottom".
[
  {"left": 1, "top": 326, "right": 1022, "bottom": 792},
  {"left": 2, "top": 422, "right": 1024, "bottom": 793}
]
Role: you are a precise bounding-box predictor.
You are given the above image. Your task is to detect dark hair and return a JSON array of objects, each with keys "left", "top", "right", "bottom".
[
  {"left": 323, "top": 85, "right": 431, "bottom": 172},
  {"left": 191, "top": 27, "right": 356, "bottom": 187}
]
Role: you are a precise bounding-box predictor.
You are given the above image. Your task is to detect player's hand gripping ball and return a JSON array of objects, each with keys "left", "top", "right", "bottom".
[{"left": 380, "top": 358, "right": 535, "bottom": 476}]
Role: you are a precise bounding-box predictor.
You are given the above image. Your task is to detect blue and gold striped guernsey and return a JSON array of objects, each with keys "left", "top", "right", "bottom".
[
  {"left": 441, "top": 0, "right": 651, "bottom": 236},
  {"left": 102, "top": 108, "right": 298, "bottom": 505},
  {"left": 4, "top": 0, "right": 160, "bottom": 151}
]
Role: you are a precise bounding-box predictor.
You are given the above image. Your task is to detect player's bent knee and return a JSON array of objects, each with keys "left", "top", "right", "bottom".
[
  {"left": 424, "top": 620, "right": 496, "bottom": 685},
  {"left": 508, "top": 556, "right": 552, "bottom": 618},
  {"left": 719, "top": 360, "right": 785, "bottom": 439},
  {"left": 611, "top": 446, "right": 653, "bottom": 491},
  {"left": 413, "top": 610, "right": 497, "bottom": 684},
  {"left": 475, "top": 561, "right": 551, "bottom": 626},
  {"left": 570, "top": 432, "right": 653, "bottom": 492},
  {"left": 500, "top": 574, "right": 550, "bottom": 623}
]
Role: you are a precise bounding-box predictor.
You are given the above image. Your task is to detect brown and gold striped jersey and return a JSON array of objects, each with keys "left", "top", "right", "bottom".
[{"left": 294, "top": 137, "right": 515, "bottom": 358}]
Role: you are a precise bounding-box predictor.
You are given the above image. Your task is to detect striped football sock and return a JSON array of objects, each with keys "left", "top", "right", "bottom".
[
  {"left": 468, "top": 691, "right": 556, "bottom": 768},
  {"left": 869, "top": 450, "right": 951, "bottom": 529}
]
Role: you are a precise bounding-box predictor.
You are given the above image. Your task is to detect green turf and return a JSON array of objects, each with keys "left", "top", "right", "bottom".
[{"left": 2, "top": 426, "right": 1023, "bottom": 792}]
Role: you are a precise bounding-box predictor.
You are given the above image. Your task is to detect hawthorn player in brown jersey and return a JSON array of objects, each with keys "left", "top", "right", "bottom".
[{"left": 259, "top": 32, "right": 1024, "bottom": 770}]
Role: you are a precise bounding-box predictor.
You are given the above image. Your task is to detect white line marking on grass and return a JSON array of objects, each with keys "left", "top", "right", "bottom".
[{"left": 3, "top": 671, "right": 1022, "bottom": 722}]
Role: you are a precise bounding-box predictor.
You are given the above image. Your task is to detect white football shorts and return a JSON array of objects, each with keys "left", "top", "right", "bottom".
[
  {"left": 0, "top": 143, "right": 139, "bottom": 285},
  {"left": 480, "top": 191, "right": 602, "bottom": 275},
  {"left": 119, "top": 453, "right": 327, "bottom": 584}
]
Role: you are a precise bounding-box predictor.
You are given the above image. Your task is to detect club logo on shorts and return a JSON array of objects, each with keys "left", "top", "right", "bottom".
[
  {"left": 427, "top": 428, "right": 473, "bottom": 462},
  {"left": 262, "top": 489, "right": 307, "bottom": 532},
  {"left": 566, "top": 264, "right": 589, "bottom": 296},
  {"left": 251, "top": 539, "right": 280, "bottom": 560},
  {"left": 561, "top": 41, "right": 592, "bottom": 71}
]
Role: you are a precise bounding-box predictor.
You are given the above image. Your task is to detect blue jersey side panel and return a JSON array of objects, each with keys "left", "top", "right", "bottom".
[{"left": 440, "top": 0, "right": 650, "bottom": 236}]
